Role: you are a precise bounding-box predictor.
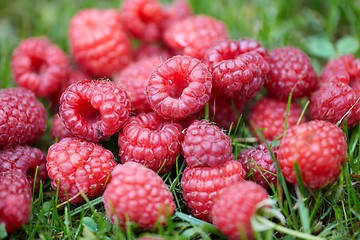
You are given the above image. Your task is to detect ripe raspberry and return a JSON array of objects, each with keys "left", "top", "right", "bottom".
[
  {"left": 182, "top": 119, "right": 233, "bottom": 168},
  {"left": 238, "top": 143, "right": 278, "bottom": 189},
  {"left": 277, "top": 120, "right": 347, "bottom": 189},
  {"left": 11, "top": 37, "right": 70, "bottom": 97},
  {"left": 0, "top": 170, "right": 31, "bottom": 233},
  {"left": 181, "top": 160, "right": 246, "bottom": 222},
  {"left": 103, "top": 162, "right": 176, "bottom": 230},
  {"left": 163, "top": 15, "right": 228, "bottom": 59},
  {"left": 46, "top": 137, "right": 117, "bottom": 204},
  {"left": 119, "top": 112, "right": 183, "bottom": 173},
  {"left": 69, "top": 9, "right": 132, "bottom": 77},
  {"left": 0, "top": 145, "right": 48, "bottom": 189},
  {"left": 146, "top": 55, "right": 212, "bottom": 120},
  {"left": 211, "top": 52, "right": 269, "bottom": 100},
  {"left": 59, "top": 79, "right": 131, "bottom": 142},
  {"left": 0, "top": 87, "right": 47, "bottom": 148},
  {"left": 133, "top": 43, "right": 171, "bottom": 61},
  {"left": 50, "top": 114, "right": 74, "bottom": 141},
  {"left": 161, "top": 0, "right": 192, "bottom": 31},
  {"left": 265, "top": 46, "right": 318, "bottom": 100},
  {"left": 248, "top": 97, "right": 306, "bottom": 141},
  {"left": 114, "top": 57, "right": 162, "bottom": 114},
  {"left": 120, "top": 0, "right": 163, "bottom": 42},
  {"left": 212, "top": 181, "right": 269, "bottom": 240}
]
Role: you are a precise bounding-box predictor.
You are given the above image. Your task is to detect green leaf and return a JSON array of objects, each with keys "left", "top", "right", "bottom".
[
  {"left": 336, "top": 36, "right": 359, "bottom": 55},
  {"left": 305, "top": 36, "right": 337, "bottom": 59},
  {"left": 0, "top": 224, "right": 7, "bottom": 240},
  {"left": 82, "top": 217, "right": 98, "bottom": 232}
]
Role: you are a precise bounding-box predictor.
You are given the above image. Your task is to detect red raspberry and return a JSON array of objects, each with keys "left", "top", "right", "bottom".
[
  {"left": 103, "top": 162, "right": 176, "bottom": 230},
  {"left": 238, "top": 143, "right": 278, "bottom": 189},
  {"left": 0, "top": 145, "right": 48, "bottom": 190},
  {"left": 118, "top": 112, "right": 183, "bottom": 173},
  {"left": 163, "top": 15, "right": 228, "bottom": 59},
  {"left": 182, "top": 119, "right": 233, "bottom": 168},
  {"left": 11, "top": 37, "right": 70, "bottom": 97},
  {"left": 0, "top": 170, "right": 31, "bottom": 233},
  {"left": 248, "top": 97, "right": 306, "bottom": 141},
  {"left": 161, "top": 0, "right": 192, "bottom": 30},
  {"left": 46, "top": 137, "right": 117, "bottom": 204},
  {"left": 212, "top": 181, "right": 269, "bottom": 240},
  {"left": 320, "top": 55, "right": 359, "bottom": 85},
  {"left": 133, "top": 43, "right": 171, "bottom": 61},
  {"left": 50, "top": 114, "right": 74, "bottom": 141},
  {"left": 146, "top": 55, "right": 212, "bottom": 120},
  {"left": 114, "top": 57, "right": 162, "bottom": 114},
  {"left": 277, "top": 120, "right": 347, "bottom": 189},
  {"left": 59, "top": 79, "right": 131, "bottom": 142},
  {"left": 265, "top": 46, "right": 318, "bottom": 100},
  {"left": 0, "top": 87, "right": 47, "bottom": 148},
  {"left": 69, "top": 9, "right": 132, "bottom": 77},
  {"left": 120, "top": 0, "right": 163, "bottom": 42},
  {"left": 181, "top": 160, "right": 246, "bottom": 222}
]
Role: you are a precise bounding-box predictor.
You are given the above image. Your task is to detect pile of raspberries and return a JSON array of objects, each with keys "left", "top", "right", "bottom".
[{"left": 1, "top": 0, "right": 358, "bottom": 239}]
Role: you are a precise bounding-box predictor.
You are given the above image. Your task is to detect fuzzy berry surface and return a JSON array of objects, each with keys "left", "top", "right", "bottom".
[
  {"left": 277, "top": 120, "right": 347, "bottom": 189},
  {"left": 212, "top": 181, "right": 269, "bottom": 240},
  {"left": 248, "top": 97, "right": 306, "bottom": 141},
  {"left": 103, "top": 162, "right": 176, "bottom": 230},
  {"left": 181, "top": 160, "right": 246, "bottom": 222},
  {"left": 265, "top": 46, "right": 318, "bottom": 100},
  {"left": 46, "top": 137, "right": 117, "bottom": 204},
  {"left": 0, "top": 87, "right": 47, "bottom": 149},
  {"left": 11, "top": 37, "right": 70, "bottom": 97},
  {"left": 146, "top": 55, "right": 212, "bottom": 120},
  {"left": 59, "top": 79, "right": 131, "bottom": 142},
  {"left": 133, "top": 43, "right": 171, "bottom": 61},
  {"left": 118, "top": 112, "right": 183, "bottom": 173},
  {"left": 0, "top": 170, "right": 32, "bottom": 233},
  {"left": 69, "top": 9, "right": 132, "bottom": 77},
  {"left": 50, "top": 114, "right": 74, "bottom": 141},
  {"left": 182, "top": 119, "right": 233, "bottom": 168}
]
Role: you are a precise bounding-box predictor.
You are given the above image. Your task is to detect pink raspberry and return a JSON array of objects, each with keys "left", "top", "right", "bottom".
[
  {"left": 46, "top": 137, "right": 117, "bottom": 204},
  {"left": 69, "top": 9, "right": 132, "bottom": 77},
  {"left": 133, "top": 43, "right": 171, "bottom": 61},
  {"left": 118, "top": 112, "right": 183, "bottom": 173},
  {"left": 11, "top": 37, "right": 70, "bottom": 97},
  {"left": 146, "top": 55, "right": 212, "bottom": 120},
  {"left": 59, "top": 79, "right": 131, "bottom": 142},
  {"left": 50, "top": 114, "right": 74, "bottom": 141},
  {"left": 0, "top": 87, "right": 47, "bottom": 148},
  {"left": 161, "top": 0, "right": 192, "bottom": 30},
  {"left": 182, "top": 119, "right": 233, "bottom": 168}
]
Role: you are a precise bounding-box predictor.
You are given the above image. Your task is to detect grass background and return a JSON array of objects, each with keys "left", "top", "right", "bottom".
[{"left": 0, "top": 0, "right": 360, "bottom": 239}]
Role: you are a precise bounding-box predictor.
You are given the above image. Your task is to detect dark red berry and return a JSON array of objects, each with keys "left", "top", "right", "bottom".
[{"left": 50, "top": 114, "right": 74, "bottom": 141}]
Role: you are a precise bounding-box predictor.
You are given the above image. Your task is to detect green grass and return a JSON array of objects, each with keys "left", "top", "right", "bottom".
[{"left": 1, "top": 0, "right": 360, "bottom": 239}]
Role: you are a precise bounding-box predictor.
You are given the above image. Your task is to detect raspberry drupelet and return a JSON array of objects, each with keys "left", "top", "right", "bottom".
[
  {"left": 50, "top": 114, "right": 74, "bottom": 141},
  {"left": 59, "top": 79, "right": 131, "bottom": 142}
]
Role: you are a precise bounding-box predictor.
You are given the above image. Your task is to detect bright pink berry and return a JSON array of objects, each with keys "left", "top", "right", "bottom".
[
  {"left": 11, "top": 37, "right": 70, "bottom": 97},
  {"left": 59, "top": 79, "right": 131, "bottom": 142},
  {"left": 69, "top": 9, "right": 132, "bottom": 77},
  {"left": 118, "top": 112, "right": 183, "bottom": 173},
  {"left": 103, "top": 162, "right": 176, "bottom": 230},
  {"left": 161, "top": 0, "right": 192, "bottom": 31},
  {"left": 133, "top": 43, "right": 171, "bottom": 61},
  {"left": 0, "top": 87, "right": 47, "bottom": 148},
  {"left": 146, "top": 55, "right": 212, "bottom": 120},
  {"left": 50, "top": 114, "right": 74, "bottom": 141},
  {"left": 46, "top": 137, "right": 117, "bottom": 204},
  {"left": 181, "top": 160, "right": 246, "bottom": 222},
  {"left": 277, "top": 120, "right": 347, "bottom": 189}
]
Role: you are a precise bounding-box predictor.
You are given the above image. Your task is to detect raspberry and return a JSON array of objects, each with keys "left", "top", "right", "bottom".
[
  {"left": 69, "top": 9, "right": 132, "bottom": 77},
  {"left": 309, "top": 81, "right": 360, "bottom": 127},
  {"left": 0, "top": 170, "right": 31, "bottom": 233},
  {"left": 212, "top": 181, "right": 269, "bottom": 240},
  {"left": 114, "top": 57, "right": 162, "bottom": 114},
  {"left": 11, "top": 37, "right": 70, "bottom": 97},
  {"left": 0, "top": 145, "right": 48, "bottom": 190},
  {"left": 161, "top": 0, "right": 192, "bottom": 31},
  {"left": 59, "top": 79, "right": 131, "bottom": 142},
  {"left": 0, "top": 87, "right": 47, "bottom": 148},
  {"left": 182, "top": 119, "right": 233, "bottom": 168},
  {"left": 320, "top": 55, "right": 359, "bottom": 85},
  {"left": 118, "top": 112, "right": 183, "bottom": 173},
  {"left": 50, "top": 114, "right": 74, "bottom": 141},
  {"left": 181, "top": 160, "right": 246, "bottom": 222},
  {"left": 163, "top": 15, "right": 228, "bottom": 59},
  {"left": 146, "top": 55, "right": 212, "bottom": 120},
  {"left": 211, "top": 52, "right": 269, "bottom": 100},
  {"left": 120, "top": 0, "right": 163, "bottom": 42},
  {"left": 238, "top": 143, "right": 278, "bottom": 189},
  {"left": 103, "top": 162, "right": 176, "bottom": 230},
  {"left": 133, "top": 43, "right": 171, "bottom": 61},
  {"left": 46, "top": 137, "right": 117, "bottom": 204},
  {"left": 277, "top": 120, "right": 347, "bottom": 189},
  {"left": 248, "top": 97, "right": 306, "bottom": 141},
  {"left": 265, "top": 46, "right": 318, "bottom": 100}
]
